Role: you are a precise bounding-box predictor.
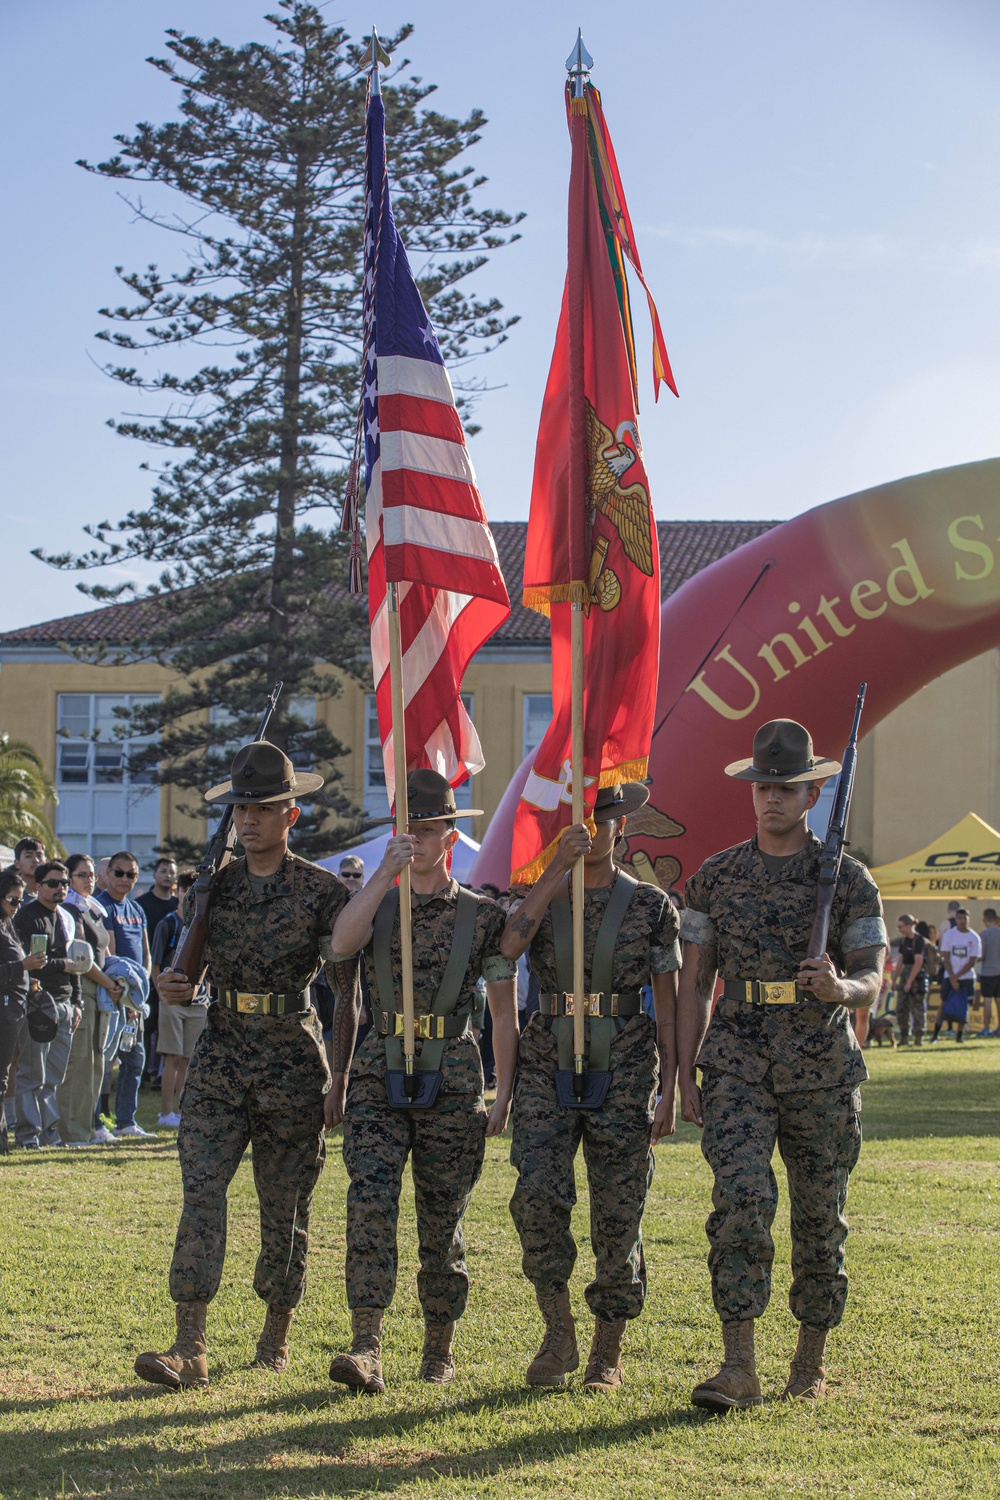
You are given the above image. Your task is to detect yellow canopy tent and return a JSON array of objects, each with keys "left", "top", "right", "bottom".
[{"left": 868, "top": 812, "right": 1000, "bottom": 901}]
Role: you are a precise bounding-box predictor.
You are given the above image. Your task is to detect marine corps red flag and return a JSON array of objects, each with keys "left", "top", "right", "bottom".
[{"left": 511, "top": 77, "right": 676, "bottom": 883}]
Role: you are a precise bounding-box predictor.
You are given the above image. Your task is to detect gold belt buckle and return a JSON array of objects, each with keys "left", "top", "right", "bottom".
[
  {"left": 236, "top": 991, "right": 261, "bottom": 1014},
  {"left": 391, "top": 1014, "right": 440, "bottom": 1039},
  {"left": 564, "top": 993, "right": 605, "bottom": 1017},
  {"left": 763, "top": 981, "right": 797, "bottom": 1006}
]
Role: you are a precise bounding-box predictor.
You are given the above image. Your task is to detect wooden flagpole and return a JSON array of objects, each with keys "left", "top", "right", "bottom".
[
  {"left": 567, "top": 31, "right": 594, "bottom": 1095},
  {"left": 570, "top": 603, "right": 586, "bottom": 1090},
  {"left": 387, "top": 582, "right": 417, "bottom": 1092},
  {"left": 371, "top": 33, "right": 416, "bottom": 1095}
]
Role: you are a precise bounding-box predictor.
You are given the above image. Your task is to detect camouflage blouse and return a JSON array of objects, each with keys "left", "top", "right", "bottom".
[
  {"left": 186, "top": 853, "right": 349, "bottom": 995},
  {"left": 680, "top": 834, "right": 886, "bottom": 1092}
]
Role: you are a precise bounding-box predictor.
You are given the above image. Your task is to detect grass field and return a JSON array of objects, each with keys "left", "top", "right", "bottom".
[{"left": 1, "top": 1039, "right": 998, "bottom": 1500}]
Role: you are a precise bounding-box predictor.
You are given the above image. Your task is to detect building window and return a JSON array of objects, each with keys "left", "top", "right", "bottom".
[
  {"left": 55, "top": 694, "right": 161, "bottom": 871},
  {"left": 364, "top": 693, "right": 475, "bottom": 818},
  {"left": 523, "top": 694, "right": 553, "bottom": 761},
  {"left": 210, "top": 697, "right": 316, "bottom": 765}
]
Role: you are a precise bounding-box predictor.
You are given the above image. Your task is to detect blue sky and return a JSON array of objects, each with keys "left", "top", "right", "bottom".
[{"left": 3, "top": 0, "right": 1000, "bottom": 631}]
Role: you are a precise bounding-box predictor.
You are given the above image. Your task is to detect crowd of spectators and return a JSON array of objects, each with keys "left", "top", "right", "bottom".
[
  {"left": 877, "top": 900, "right": 1000, "bottom": 1047},
  {"left": 0, "top": 839, "right": 181, "bottom": 1151}
]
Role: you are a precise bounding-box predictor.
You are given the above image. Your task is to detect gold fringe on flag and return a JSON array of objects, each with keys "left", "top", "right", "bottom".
[{"left": 511, "top": 756, "right": 650, "bottom": 885}]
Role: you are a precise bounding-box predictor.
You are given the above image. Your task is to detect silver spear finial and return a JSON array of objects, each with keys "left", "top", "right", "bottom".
[
  {"left": 369, "top": 26, "right": 390, "bottom": 95},
  {"left": 566, "top": 30, "right": 594, "bottom": 98}
]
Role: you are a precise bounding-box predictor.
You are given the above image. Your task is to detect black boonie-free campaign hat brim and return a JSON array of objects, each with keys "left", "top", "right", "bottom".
[
  {"left": 393, "top": 767, "right": 482, "bottom": 821},
  {"left": 205, "top": 739, "right": 325, "bottom": 805},
  {"left": 592, "top": 783, "right": 650, "bottom": 821},
  {"left": 724, "top": 718, "right": 841, "bottom": 784}
]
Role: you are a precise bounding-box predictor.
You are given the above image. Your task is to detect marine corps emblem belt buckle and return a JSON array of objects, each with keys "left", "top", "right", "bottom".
[
  {"left": 236, "top": 992, "right": 262, "bottom": 1014},
  {"left": 761, "top": 982, "right": 797, "bottom": 1006}
]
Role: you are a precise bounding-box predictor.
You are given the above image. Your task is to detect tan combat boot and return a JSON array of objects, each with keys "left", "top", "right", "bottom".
[
  {"left": 583, "top": 1318, "right": 627, "bottom": 1393},
  {"left": 419, "top": 1320, "right": 457, "bottom": 1384},
  {"left": 134, "top": 1301, "right": 209, "bottom": 1389},
  {"left": 691, "top": 1320, "right": 763, "bottom": 1412},
  {"left": 329, "top": 1307, "right": 386, "bottom": 1394},
  {"left": 526, "top": 1286, "right": 579, "bottom": 1387},
  {"left": 252, "top": 1306, "right": 294, "bottom": 1371},
  {"left": 782, "top": 1323, "right": 829, "bottom": 1399}
]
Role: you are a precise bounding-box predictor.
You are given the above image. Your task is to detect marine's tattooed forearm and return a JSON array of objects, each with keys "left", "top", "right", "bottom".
[
  {"left": 841, "top": 944, "right": 885, "bottom": 1009},
  {"left": 328, "top": 956, "right": 361, "bottom": 1073},
  {"left": 511, "top": 911, "right": 535, "bottom": 940}
]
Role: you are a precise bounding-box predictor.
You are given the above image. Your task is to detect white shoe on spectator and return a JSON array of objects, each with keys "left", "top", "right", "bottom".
[
  {"left": 114, "top": 1123, "right": 154, "bottom": 1139},
  {"left": 157, "top": 1112, "right": 182, "bottom": 1128},
  {"left": 93, "top": 1125, "right": 116, "bottom": 1144}
]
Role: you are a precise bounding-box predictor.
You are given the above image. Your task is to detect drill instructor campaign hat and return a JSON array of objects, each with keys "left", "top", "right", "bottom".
[
  {"left": 724, "top": 719, "right": 842, "bottom": 784},
  {"left": 592, "top": 782, "right": 650, "bottom": 821},
  {"left": 393, "top": 768, "right": 483, "bottom": 822},
  {"left": 204, "top": 740, "right": 325, "bottom": 806}
]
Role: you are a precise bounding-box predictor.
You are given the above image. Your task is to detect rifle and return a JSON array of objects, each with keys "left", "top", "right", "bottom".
[
  {"left": 807, "top": 682, "right": 866, "bottom": 962},
  {"left": 173, "top": 681, "right": 283, "bottom": 984}
]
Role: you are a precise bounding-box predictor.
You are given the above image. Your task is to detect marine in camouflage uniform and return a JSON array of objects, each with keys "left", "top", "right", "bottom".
[
  {"left": 502, "top": 784, "right": 681, "bottom": 1392},
  {"left": 677, "top": 720, "right": 885, "bottom": 1411},
  {"left": 327, "top": 770, "right": 518, "bottom": 1393},
  {"left": 135, "top": 741, "right": 351, "bottom": 1390}
]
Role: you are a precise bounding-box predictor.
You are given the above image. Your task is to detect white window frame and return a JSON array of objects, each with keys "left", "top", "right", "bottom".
[
  {"left": 522, "top": 693, "right": 554, "bottom": 761},
  {"left": 55, "top": 693, "right": 161, "bottom": 869},
  {"left": 364, "top": 693, "right": 475, "bottom": 817}
]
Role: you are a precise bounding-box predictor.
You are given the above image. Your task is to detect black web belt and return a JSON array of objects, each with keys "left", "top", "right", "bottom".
[
  {"left": 721, "top": 980, "right": 813, "bottom": 1007},
  {"left": 214, "top": 988, "right": 310, "bottom": 1016},
  {"left": 539, "top": 991, "right": 643, "bottom": 1018},
  {"left": 370, "top": 1007, "right": 473, "bottom": 1041}
]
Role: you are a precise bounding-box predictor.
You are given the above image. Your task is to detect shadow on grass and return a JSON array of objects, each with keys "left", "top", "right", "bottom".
[
  {"left": 860, "top": 1067, "right": 1000, "bottom": 1139},
  {"left": 0, "top": 1382, "right": 709, "bottom": 1497}
]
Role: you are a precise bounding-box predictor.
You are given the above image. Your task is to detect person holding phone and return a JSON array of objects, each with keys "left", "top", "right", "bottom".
[{"left": 12, "top": 861, "right": 84, "bottom": 1149}]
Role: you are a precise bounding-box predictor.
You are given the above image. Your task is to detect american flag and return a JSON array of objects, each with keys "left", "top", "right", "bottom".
[{"left": 359, "top": 82, "right": 510, "bottom": 804}]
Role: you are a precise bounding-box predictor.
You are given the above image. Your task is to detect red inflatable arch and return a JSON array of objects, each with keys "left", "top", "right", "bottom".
[{"left": 473, "top": 458, "right": 1000, "bottom": 891}]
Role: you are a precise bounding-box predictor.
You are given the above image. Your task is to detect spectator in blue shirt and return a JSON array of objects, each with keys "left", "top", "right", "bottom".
[{"left": 95, "top": 851, "right": 152, "bottom": 1138}]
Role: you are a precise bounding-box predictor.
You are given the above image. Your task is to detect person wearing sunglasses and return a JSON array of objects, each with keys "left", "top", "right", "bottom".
[
  {"left": 95, "top": 852, "right": 153, "bottom": 1139},
  {"left": 12, "top": 860, "right": 85, "bottom": 1149},
  {"left": 0, "top": 870, "right": 46, "bottom": 1152}
]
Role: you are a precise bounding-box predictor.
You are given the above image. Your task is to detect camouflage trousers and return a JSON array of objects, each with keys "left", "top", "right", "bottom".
[
  {"left": 170, "top": 1004, "right": 328, "bottom": 1309},
  {"left": 509, "top": 1014, "right": 658, "bottom": 1322},
  {"left": 700, "top": 1067, "right": 862, "bottom": 1329},
  {"left": 342, "top": 1072, "right": 487, "bottom": 1322}
]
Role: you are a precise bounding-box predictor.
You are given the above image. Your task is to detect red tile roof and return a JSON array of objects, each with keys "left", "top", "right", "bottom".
[{"left": 0, "top": 519, "right": 779, "bottom": 648}]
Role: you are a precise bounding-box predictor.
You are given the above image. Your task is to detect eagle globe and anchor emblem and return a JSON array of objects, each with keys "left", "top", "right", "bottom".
[{"left": 583, "top": 400, "right": 655, "bottom": 613}]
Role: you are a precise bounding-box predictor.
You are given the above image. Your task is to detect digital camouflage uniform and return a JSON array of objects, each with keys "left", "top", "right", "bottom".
[
  {"left": 343, "top": 881, "right": 514, "bottom": 1323},
  {"left": 170, "top": 854, "right": 348, "bottom": 1309},
  {"left": 510, "top": 876, "right": 680, "bottom": 1322},
  {"left": 681, "top": 834, "right": 886, "bottom": 1329}
]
